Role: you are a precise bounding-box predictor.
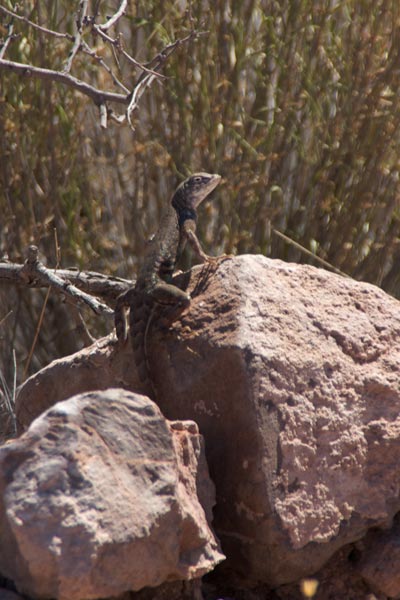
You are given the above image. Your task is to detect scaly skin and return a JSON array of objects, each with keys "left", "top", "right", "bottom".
[{"left": 115, "top": 172, "right": 223, "bottom": 394}]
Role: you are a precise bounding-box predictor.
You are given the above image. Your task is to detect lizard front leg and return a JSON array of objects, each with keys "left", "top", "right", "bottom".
[{"left": 182, "top": 219, "right": 231, "bottom": 264}]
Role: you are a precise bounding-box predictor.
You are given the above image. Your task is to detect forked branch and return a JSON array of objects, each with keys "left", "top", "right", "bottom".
[
  {"left": 0, "top": 2, "right": 206, "bottom": 128},
  {"left": 0, "top": 246, "right": 134, "bottom": 316}
]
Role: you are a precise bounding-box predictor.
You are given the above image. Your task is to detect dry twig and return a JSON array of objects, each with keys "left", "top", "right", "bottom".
[
  {"left": 0, "top": 58, "right": 128, "bottom": 105},
  {"left": 0, "top": 20, "right": 16, "bottom": 60},
  {"left": 8, "top": 246, "right": 118, "bottom": 316},
  {"left": 63, "top": 0, "right": 89, "bottom": 73},
  {"left": 98, "top": 0, "right": 127, "bottom": 31},
  {"left": 0, "top": 2, "right": 206, "bottom": 128},
  {"left": 0, "top": 258, "right": 132, "bottom": 304},
  {"left": 272, "top": 229, "right": 349, "bottom": 278}
]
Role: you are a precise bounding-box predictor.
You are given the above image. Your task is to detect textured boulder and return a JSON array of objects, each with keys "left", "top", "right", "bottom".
[
  {"left": 15, "top": 255, "right": 400, "bottom": 588},
  {"left": 15, "top": 335, "right": 139, "bottom": 430},
  {"left": 0, "top": 389, "right": 224, "bottom": 600}
]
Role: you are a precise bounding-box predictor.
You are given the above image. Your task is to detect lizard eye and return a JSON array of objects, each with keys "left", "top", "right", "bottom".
[{"left": 193, "top": 176, "right": 203, "bottom": 184}]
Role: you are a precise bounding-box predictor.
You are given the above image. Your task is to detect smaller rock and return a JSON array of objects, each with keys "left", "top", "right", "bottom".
[{"left": 0, "top": 389, "right": 224, "bottom": 600}]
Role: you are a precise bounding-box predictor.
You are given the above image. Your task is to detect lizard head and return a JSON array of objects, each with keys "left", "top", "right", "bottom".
[{"left": 173, "top": 173, "right": 221, "bottom": 210}]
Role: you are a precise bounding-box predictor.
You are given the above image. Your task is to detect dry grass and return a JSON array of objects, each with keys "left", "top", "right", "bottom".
[{"left": 1, "top": 0, "right": 400, "bottom": 379}]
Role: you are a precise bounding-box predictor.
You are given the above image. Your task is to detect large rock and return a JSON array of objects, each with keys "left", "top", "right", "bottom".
[
  {"left": 0, "top": 389, "right": 224, "bottom": 600},
  {"left": 15, "top": 255, "right": 400, "bottom": 588}
]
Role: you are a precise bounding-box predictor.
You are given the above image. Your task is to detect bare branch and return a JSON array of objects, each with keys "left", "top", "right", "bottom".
[
  {"left": 272, "top": 229, "right": 349, "bottom": 278},
  {"left": 0, "top": 21, "right": 16, "bottom": 60},
  {"left": 92, "top": 26, "right": 165, "bottom": 79},
  {"left": 0, "top": 58, "right": 128, "bottom": 105},
  {"left": 99, "top": 102, "right": 108, "bottom": 128},
  {"left": 108, "top": 108, "right": 126, "bottom": 124},
  {"left": 63, "top": 0, "right": 89, "bottom": 73},
  {"left": 69, "top": 305, "right": 96, "bottom": 345},
  {"left": 81, "top": 40, "right": 130, "bottom": 93},
  {"left": 143, "top": 28, "right": 208, "bottom": 73},
  {"left": 23, "top": 286, "right": 51, "bottom": 380},
  {"left": 127, "top": 73, "right": 156, "bottom": 128},
  {"left": 92, "top": 0, "right": 102, "bottom": 21},
  {"left": 0, "top": 5, "right": 73, "bottom": 41},
  {"left": 0, "top": 6, "right": 208, "bottom": 126},
  {"left": 0, "top": 4, "right": 163, "bottom": 81},
  {"left": 4, "top": 246, "right": 117, "bottom": 316},
  {"left": 126, "top": 29, "right": 207, "bottom": 126},
  {"left": 0, "top": 257, "right": 132, "bottom": 304},
  {"left": 99, "top": 0, "right": 128, "bottom": 32}
]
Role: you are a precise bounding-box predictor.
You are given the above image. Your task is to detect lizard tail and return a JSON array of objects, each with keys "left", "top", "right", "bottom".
[{"left": 129, "top": 298, "right": 157, "bottom": 399}]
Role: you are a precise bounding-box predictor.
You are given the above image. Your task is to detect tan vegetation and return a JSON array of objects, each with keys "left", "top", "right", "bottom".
[{"left": 1, "top": 0, "right": 400, "bottom": 382}]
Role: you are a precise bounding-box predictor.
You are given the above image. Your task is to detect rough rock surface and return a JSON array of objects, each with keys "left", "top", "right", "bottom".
[
  {"left": 15, "top": 255, "right": 400, "bottom": 590},
  {"left": 0, "top": 389, "right": 224, "bottom": 600}
]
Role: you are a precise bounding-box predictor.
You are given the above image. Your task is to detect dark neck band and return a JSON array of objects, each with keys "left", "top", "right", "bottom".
[{"left": 176, "top": 206, "right": 197, "bottom": 227}]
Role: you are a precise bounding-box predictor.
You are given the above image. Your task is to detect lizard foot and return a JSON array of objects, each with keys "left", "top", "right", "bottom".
[
  {"left": 204, "top": 253, "right": 234, "bottom": 265},
  {"left": 195, "top": 254, "right": 233, "bottom": 287}
]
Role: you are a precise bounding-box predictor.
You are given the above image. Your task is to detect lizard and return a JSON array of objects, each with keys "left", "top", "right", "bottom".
[{"left": 114, "top": 172, "right": 225, "bottom": 394}]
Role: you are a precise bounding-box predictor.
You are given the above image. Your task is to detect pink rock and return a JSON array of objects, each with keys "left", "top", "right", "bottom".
[
  {"left": 0, "top": 389, "right": 224, "bottom": 599},
  {"left": 15, "top": 255, "right": 400, "bottom": 587}
]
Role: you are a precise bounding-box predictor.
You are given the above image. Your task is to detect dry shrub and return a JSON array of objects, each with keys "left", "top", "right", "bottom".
[{"left": 1, "top": 0, "right": 400, "bottom": 379}]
